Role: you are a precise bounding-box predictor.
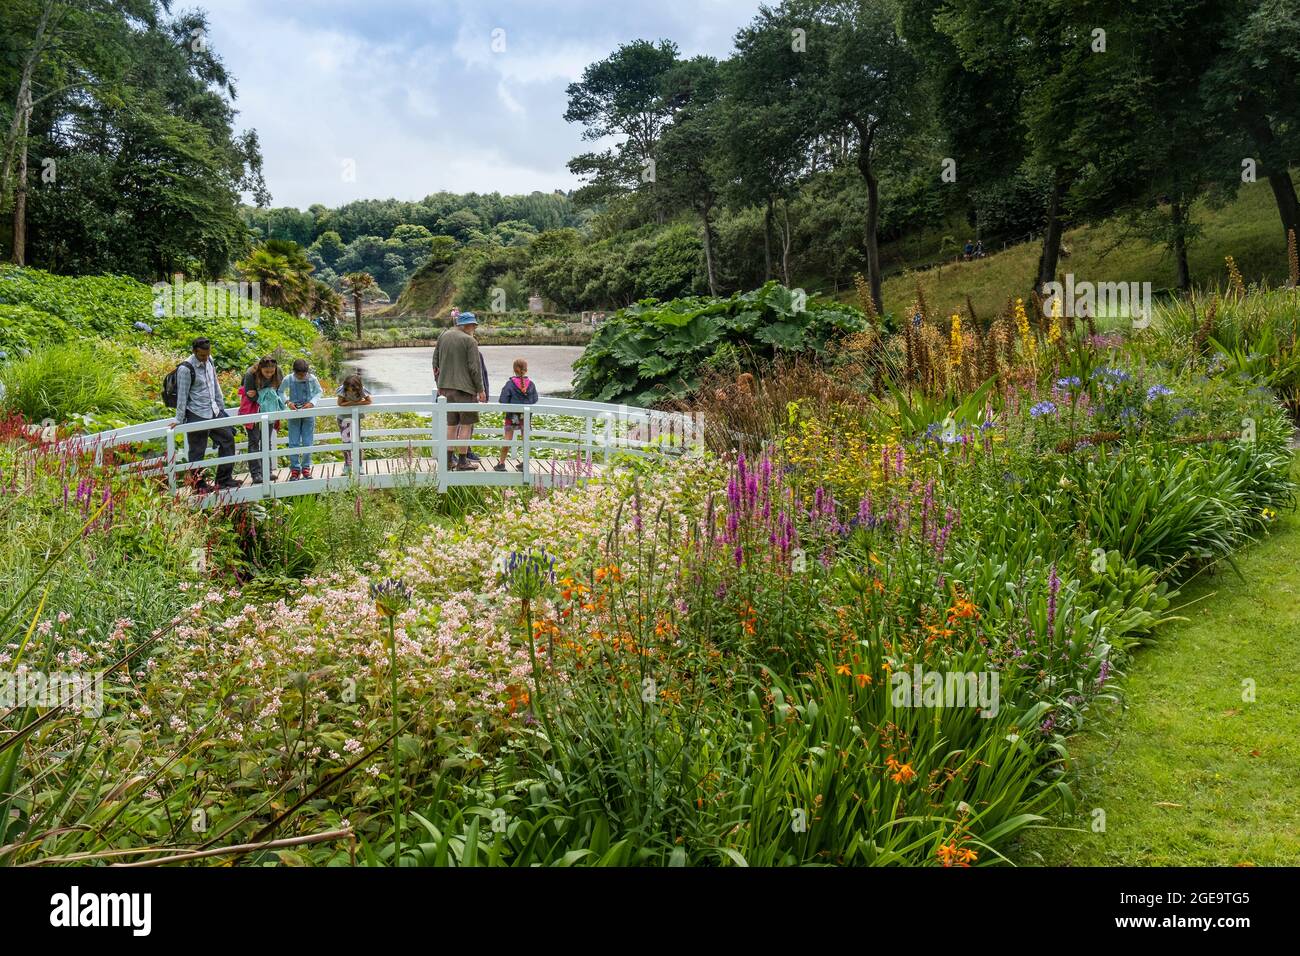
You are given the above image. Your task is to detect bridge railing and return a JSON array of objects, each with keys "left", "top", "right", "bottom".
[{"left": 63, "top": 395, "right": 703, "bottom": 499}]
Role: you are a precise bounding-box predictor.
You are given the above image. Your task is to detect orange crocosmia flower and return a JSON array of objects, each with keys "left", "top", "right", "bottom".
[
  {"left": 835, "top": 663, "right": 852, "bottom": 676},
  {"left": 937, "top": 842, "right": 959, "bottom": 866},
  {"left": 885, "top": 755, "right": 901, "bottom": 771},
  {"left": 947, "top": 597, "right": 979, "bottom": 622},
  {"left": 957, "top": 848, "right": 978, "bottom": 865},
  {"left": 855, "top": 672, "right": 871, "bottom": 687},
  {"left": 890, "top": 762, "right": 916, "bottom": 784}
]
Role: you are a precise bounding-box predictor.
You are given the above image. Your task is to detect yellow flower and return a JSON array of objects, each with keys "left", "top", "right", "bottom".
[
  {"left": 950, "top": 313, "right": 963, "bottom": 367},
  {"left": 1014, "top": 297, "right": 1036, "bottom": 359},
  {"left": 1047, "top": 296, "right": 1062, "bottom": 344}
]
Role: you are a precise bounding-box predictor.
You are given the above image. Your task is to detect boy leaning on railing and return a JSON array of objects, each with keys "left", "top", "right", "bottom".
[{"left": 279, "top": 359, "right": 323, "bottom": 480}]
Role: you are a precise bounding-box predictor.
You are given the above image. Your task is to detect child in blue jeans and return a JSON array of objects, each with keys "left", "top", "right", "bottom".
[{"left": 279, "top": 358, "right": 323, "bottom": 479}]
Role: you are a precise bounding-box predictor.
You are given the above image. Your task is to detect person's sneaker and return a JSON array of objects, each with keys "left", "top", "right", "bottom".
[
  {"left": 493, "top": 462, "right": 507, "bottom": 472},
  {"left": 454, "top": 455, "right": 476, "bottom": 471},
  {"left": 289, "top": 468, "right": 301, "bottom": 481},
  {"left": 466, "top": 452, "right": 481, "bottom": 462},
  {"left": 192, "top": 479, "right": 215, "bottom": 494},
  {"left": 302, "top": 467, "right": 313, "bottom": 479},
  {"left": 216, "top": 478, "right": 242, "bottom": 491}
]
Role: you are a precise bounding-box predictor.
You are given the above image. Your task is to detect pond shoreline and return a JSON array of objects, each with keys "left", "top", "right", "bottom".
[
  {"left": 340, "top": 332, "right": 591, "bottom": 349},
  {"left": 343, "top": 344, "right": 585, "bottom": 398}
]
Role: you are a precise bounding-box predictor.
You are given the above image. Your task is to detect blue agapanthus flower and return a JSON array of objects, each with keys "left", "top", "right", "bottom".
[
  {"left": 1146, "top": 384, "right": 1174, "bottom": 401},
  {"left": 1030, "top": 401, "right": 1057, "bottom": 417},
  {"left": 1055, "top": 376, "right": 1082, "bottom": 389},
  {"left": 1091, "top": 367, "right": 1131, "bottom": 384}
]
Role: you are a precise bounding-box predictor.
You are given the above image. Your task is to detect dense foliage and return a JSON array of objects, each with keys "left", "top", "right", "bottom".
[
  {"left": 572, "top": 282, "right": 868, "bottom": 405},
  {"left": 0, "top": 265, "right": 320, "bottom": 370},
  {"left": 2, "top": 1, "right": 266, "bottom": 277}
]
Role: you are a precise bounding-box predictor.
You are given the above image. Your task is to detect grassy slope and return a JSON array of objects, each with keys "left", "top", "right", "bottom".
[
  {"left": 877, "top": 178, "right": 1291, "bottom": 321},
  {"left": 1018, "top": 459, "right": 1300, "bottom": 866}
]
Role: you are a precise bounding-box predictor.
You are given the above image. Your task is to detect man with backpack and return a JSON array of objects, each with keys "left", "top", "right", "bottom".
[{"left": 166, "top": 337, "right": 238, "bottom": 492}]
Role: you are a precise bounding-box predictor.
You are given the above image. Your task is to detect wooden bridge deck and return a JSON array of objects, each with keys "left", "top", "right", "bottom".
[{"left": 179, "top": 453, "right": 604, "bottom": 505}]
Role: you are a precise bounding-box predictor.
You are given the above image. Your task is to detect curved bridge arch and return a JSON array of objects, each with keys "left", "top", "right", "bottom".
[{"left": 65, "top": 395, "right": 703, "bottom": 506}]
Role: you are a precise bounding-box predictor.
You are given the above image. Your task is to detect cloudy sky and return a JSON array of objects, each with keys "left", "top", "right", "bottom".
[{"left": 196, "top": 0, "right": 763, "bottom": 209}]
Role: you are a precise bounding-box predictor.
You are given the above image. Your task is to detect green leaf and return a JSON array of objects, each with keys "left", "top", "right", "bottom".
[
  {"left": 637, "top": 355, "right": 675, "bottom": 378},
  {"left": 754, "top": 321, "right": 806, "bottom": 350}
]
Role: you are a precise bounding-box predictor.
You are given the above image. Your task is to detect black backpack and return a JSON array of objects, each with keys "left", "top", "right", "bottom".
[{"left": 162, "top": 358, "right": 195, "bottom": 410}]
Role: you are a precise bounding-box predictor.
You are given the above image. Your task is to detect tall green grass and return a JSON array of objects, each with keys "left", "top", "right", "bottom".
[{"left": 0, "top": 342, "right": 144, "bottom": 425}]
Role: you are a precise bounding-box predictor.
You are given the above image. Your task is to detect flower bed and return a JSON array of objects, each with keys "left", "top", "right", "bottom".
[{"left": 2, "top": 301, "right": 1295, "bottom": 866}]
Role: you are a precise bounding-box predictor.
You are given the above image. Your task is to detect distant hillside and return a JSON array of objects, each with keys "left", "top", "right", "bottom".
[
  {"left": 875, "top": 178, "right": 1291, "bottom": 321},
  {"left": 386, "top": 254, "right": 458, "bottom": 317}
]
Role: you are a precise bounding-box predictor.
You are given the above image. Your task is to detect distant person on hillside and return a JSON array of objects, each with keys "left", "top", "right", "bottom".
[
  {"left": 974, "top": 239, "right": 985, "bottom": 258},
  {"left": 279, "top": 358, "right": 323, "bottom": 480},
  {"left": 433, "top": 311, "right": 485, "bottom": 471},
  {"left": 495, "top": 358, "right": 539, "bottom": 472},
  {"left": 239, "top": 356, "right": 284, "bottom": 484},
  {"left": 963, "top": 240, "right": 974, "bottom": 261},
  {"left": 336, "top": 373, "right": 372, "bottom": 470},
  {"left": 170, "top": 337, "right": 238, "bottom": 493}
]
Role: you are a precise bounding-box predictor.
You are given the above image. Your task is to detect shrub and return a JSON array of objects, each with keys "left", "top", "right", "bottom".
[
  {"left": 573, "top": 281, "right": 869, "bottom": 406},
  {"left": 0, "top": 264, "right": 320, "bottom": 373}
]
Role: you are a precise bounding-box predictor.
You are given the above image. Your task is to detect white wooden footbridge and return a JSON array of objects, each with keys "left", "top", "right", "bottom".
[{"left": 65, "top": 395, "right": 703, "bottom": 506}]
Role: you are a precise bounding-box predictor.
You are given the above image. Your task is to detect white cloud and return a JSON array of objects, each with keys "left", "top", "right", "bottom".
[{"left": 197, "top": 0, "right": 762, "bottom": 208}]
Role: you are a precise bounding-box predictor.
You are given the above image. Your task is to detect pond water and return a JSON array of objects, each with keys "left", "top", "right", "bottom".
[{"left": 342, "top": 345, "right": 585, "bottom": 397}]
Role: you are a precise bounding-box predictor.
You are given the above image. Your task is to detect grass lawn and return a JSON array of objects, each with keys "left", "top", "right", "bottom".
[
  {"left": 875, "top": 175, "right": 1294, "bottom": 321},
  {"left": 1017, "top": 459, "right": 1300, "bottom": 866}
]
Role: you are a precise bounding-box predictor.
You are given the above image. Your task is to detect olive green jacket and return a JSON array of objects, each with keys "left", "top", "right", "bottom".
[{"left": 433, "top": 327, "right": 483, "bottom": 395}]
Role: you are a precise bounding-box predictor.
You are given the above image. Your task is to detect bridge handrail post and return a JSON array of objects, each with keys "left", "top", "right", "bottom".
[
  {"left": 166, "top": 427, "right": 177, "bottom": 494},
  {"left": 260, "top": 414, "right": 272, "bottom": 494},
  {"left": 434, "top": 393, "right": 447, "bottom": 493},
  {"left": 522, "top": 405, "right": 532, "bottom": 483},
  {"left": 583, "top": 415, "right": 593, "bottom": 468},
  {"left": 351, "top": 407, "right": 361, "bottom": 479},
  {"left": 603, "top": 411, "right": 613, "bottom": 467}
]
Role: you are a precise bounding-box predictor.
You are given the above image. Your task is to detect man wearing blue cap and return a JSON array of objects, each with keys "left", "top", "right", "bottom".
[{"left": 433, "top": 310, "right": 486, "bottom": 471}]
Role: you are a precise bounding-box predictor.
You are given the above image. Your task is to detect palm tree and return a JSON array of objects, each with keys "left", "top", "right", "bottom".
[
  {"left": 237, "top": 240, "right": 315, "bottom": 315},
  {"left": 341, "top": 272, "right": 381, "bottom": 339},
  {"left": 308, "top": 279, "right": 343, "bottom": 324}
]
